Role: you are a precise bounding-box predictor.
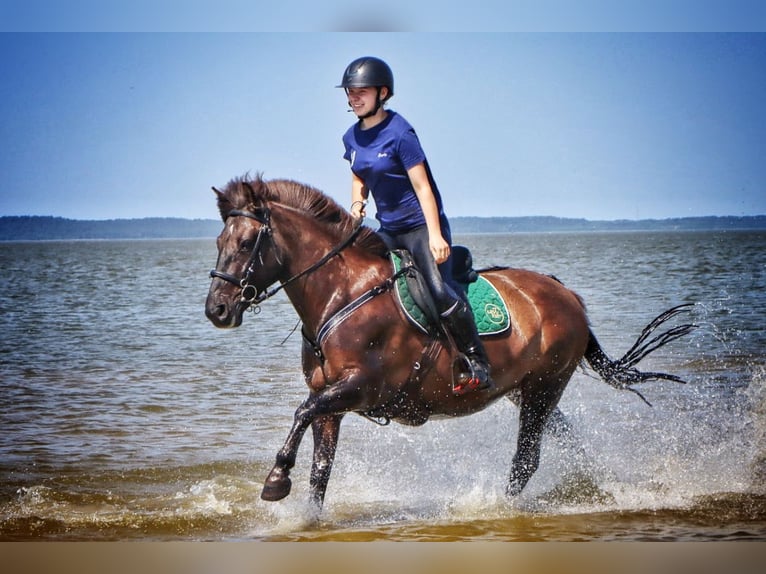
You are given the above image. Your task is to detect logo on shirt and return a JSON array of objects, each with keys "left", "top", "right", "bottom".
[{"left": 377, "top": 152, "right": 388, "bottom": 158}]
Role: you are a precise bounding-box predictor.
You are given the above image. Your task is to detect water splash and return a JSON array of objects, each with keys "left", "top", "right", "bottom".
[{"left": 746, "top": 366, "right": 766, "bottom": 493}]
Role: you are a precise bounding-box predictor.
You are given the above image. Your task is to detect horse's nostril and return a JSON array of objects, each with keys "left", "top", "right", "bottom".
[{"left": 205, "top": 298, "right": 228, "bottom": 324}]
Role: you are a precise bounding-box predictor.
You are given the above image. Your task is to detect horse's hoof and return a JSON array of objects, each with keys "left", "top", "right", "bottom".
[{"left": 261, "top": 475, "right": 292, "bottom": 501}]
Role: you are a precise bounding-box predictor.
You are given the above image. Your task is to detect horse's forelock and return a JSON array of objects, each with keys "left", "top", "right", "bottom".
[{"left": 216, "top": 174, "right": 265, "bottom": 219}]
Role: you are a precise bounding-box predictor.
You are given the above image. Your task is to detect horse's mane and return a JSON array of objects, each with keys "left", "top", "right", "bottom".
[{"left": 216, "top": 174, "right": 389, "bottom": 258}]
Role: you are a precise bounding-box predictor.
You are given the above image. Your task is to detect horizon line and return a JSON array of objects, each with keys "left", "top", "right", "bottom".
[{"left": 2, "top": 213, "right": 765, "bottom": 223}]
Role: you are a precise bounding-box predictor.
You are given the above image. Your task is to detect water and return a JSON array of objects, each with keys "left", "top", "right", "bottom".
[{"left": 0, "top": 231, "right": 764, "bottom": 541}]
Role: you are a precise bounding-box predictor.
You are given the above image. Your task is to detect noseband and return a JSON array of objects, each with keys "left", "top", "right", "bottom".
[
  {"left": 209, "top": 207, "right": 364, "bottom": 307},
  {"left": 209, "top": 208, "right": 275, "bottom": 305}
]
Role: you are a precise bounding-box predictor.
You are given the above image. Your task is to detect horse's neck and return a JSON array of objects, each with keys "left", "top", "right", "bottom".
[{"left": 277, "top": 221, "right": 386, "bottom": 335}]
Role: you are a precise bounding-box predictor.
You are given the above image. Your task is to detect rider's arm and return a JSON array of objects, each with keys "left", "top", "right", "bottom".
[
  {"left": 408, "top": 162, "right": 450, "bottom": 264},
  {"left": 351, "top": 172, "right": 368, "bottom": 219}
]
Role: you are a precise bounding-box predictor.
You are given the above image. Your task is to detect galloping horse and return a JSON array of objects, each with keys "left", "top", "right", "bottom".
[{"left": 205, "top": 175, "right": 695, "bottom": 510}]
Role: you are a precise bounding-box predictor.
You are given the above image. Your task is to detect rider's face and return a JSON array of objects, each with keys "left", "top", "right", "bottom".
[{"left": 346, "top": 86, "right": 386, "bottom": 118}]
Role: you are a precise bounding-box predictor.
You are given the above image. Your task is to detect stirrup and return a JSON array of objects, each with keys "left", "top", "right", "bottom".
[{"left": 452, "top": 354, "right": 493, "bottom": 395}]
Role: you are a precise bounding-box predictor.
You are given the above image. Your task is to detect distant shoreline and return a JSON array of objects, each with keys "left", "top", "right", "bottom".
[{"left": 1, "top": 214, "right": 765, "bottom": 241}]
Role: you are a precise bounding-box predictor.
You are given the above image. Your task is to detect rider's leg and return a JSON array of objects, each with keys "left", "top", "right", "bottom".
[
  {"left": 440, "top": 299, "right": 493, "bottom": 392},
  {"left": 380, "top": 225, "right": 494, "bottom": 393}
]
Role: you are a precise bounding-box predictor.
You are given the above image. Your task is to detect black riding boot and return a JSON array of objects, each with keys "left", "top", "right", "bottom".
[{"left": 442, "top": 301, "right": 494, "bottom": 394}]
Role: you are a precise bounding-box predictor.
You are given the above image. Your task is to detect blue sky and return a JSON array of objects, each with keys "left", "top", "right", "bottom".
[{"left": 1, "top": 31, "right": 764, "bottom": 220}]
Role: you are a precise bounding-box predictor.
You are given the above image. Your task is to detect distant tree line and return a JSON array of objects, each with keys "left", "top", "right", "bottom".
[
  {"left": 450, "top": 215, "right": 766, "bottom": 233},
  {"left": 1, "top": 214, "right": 765, "bottom": 241},
  {"left": 0, "top": 216, "right": 222, "bottom": 241}
]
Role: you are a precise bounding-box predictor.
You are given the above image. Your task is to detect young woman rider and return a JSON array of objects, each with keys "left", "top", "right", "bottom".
[{"left": 338, "top": 56, "right": 494, "bottom": 394}]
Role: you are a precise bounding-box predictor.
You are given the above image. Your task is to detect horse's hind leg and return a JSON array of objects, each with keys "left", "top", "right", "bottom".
[
  {"left": 507, "top": 392, "right": 571, "bottom": 438},
  {"left": 544, "top": 406, "right": 574, "bottom": 440},
  {"left": 506, "top": 377, "right": 568, "bottom": 497},
  {"left": 309, "top": 414, "right": 343, "bottom": 509}
]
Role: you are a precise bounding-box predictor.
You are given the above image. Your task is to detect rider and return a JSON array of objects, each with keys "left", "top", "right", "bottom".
[{"left": 338, "top": 56, "right": 494, "bottom": 394}]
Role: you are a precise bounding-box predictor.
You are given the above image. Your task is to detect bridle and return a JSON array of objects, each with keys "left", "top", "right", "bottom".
[
  {"left": 209, "top": 206, "right": 364, "bottom": 308},
  {"left": 208, "top": 207, "right": 275, "bottom": 305}
]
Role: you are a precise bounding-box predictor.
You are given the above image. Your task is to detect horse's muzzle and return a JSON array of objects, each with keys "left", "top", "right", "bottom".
[{"left": 205, "top": 291, "right": 244, "bottom": 329}]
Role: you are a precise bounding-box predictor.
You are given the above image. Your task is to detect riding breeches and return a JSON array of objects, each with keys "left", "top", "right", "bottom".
[{"left": 377, "top": 223, "right": 465, "bottom": 316}]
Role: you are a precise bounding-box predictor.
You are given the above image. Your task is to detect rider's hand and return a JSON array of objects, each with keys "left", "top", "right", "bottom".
[
  {"left": 351, "top": 200, "right": 367, "bottom": 220},
  {"left": 430, "top": 235, "right": 450, "bottom": 265}
]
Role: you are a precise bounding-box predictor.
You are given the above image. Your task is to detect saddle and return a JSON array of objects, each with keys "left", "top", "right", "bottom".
[{"left": 390, "top": 247, "right": 510, "bottom": 337}]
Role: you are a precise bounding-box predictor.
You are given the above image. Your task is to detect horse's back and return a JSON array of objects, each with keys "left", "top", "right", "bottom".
[
  {"left": 481, "top": 267, "right": 585, "bottom": 318},
  {"left": 479, "top": 267, "right": 590, "bottom": 372}
]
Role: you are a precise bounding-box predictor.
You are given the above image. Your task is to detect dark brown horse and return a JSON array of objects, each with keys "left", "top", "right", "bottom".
[{"left": 205, "top": 175, "right": 695, "bottom": 510}]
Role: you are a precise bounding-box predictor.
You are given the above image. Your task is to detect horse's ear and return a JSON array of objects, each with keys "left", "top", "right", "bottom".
[
  {"left": 242, "top": 179, "right": 269, "bottom": 213},
  {"left": 212, "top": 186, "right": 232, "bottom": 222}
]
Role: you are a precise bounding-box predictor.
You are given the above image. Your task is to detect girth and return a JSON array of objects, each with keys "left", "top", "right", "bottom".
[{"left": 360, "top": 337, "right": 441, "bottom": 426}]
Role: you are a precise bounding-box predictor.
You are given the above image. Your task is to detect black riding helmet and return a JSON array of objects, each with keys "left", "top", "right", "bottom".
[{"left": 337, "top": 56, "right": 394, "bottom": 99}]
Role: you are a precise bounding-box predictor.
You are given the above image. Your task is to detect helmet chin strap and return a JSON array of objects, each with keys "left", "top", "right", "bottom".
[{"left": 347, "top": 87, "right": 384, "bottom": 119}]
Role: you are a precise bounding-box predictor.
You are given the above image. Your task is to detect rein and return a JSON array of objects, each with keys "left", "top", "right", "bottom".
[{"left": 209, "top": 207, "right": 365, "bottom": 308}]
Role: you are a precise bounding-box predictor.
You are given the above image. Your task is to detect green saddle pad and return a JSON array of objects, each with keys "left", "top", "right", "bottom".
[{"left": 391, "top": 252, "right": 510, "bottom": 336}]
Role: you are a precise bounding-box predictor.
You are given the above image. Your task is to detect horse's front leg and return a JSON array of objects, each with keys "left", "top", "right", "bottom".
[
  {"left": 261, "top": 394, "right": 317, "bottom": 502},
  {"left": 261, "top": 374, "right": 366, "bottom": 503}
]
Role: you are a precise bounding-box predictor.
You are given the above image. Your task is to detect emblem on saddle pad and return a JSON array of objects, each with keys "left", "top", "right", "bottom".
[{"left": 390, "top": 251, "right": 510, "bottom": 336}]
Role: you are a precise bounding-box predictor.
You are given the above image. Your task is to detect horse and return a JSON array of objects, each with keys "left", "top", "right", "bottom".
[{"left": 205, "top": 174, "right": 695, "bottom": 510}]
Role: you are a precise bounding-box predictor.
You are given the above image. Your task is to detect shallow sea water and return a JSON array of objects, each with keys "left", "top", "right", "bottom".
[{"left": 0, "top": 231, "right": 764, "bottom": 541}]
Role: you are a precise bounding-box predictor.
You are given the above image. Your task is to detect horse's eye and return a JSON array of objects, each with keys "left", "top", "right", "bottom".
[{"left": 240, "top": 239, "right": 255, "bottom": 252}]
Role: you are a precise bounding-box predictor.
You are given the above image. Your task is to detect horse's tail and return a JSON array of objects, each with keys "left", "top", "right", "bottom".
[{"left": 583, "top": 303, "right": 697, "bottom": 406}]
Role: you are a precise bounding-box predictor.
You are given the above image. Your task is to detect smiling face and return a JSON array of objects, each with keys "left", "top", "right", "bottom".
[{"left": 346, "top": 86, "right": 389, "bottom": 120}]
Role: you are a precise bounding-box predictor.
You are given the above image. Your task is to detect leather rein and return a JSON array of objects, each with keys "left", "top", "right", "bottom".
[{"left": 209, "top": 207, "right": 366, "bottom": 308}]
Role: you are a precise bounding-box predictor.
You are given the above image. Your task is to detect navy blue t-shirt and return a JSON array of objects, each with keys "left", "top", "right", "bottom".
[{"left": 342, "top": 111, "right": 445, "bottom": 233}]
